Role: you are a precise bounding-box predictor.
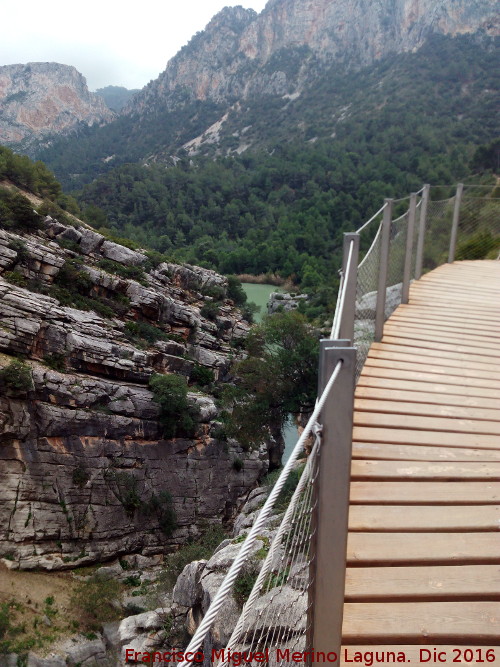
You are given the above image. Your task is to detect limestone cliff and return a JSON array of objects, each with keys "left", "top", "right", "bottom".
[
  {"left": 125, "top": 0, "right": 499, "bottom": 115},
  {"left": 0, "top": 189, "right": 267, "bottom": 570},
  {"left": 0, "top": 63, "right": 114, "bottom": 153}
]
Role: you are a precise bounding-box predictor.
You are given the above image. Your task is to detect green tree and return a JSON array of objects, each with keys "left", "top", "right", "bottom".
[
  {"left": 223, "top": 311, "right": 319, "bottom": 450},
  {"left": 149, "top": 374, "right": 199, "bottom": 438}
]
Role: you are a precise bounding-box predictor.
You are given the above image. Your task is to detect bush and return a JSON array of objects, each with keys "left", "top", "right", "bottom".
[
  {"left": 8, "top": 238, "right": 29, "bottom": 262},
  {"left": 0, "top": 188, "right": 40, "bottom": 232},
  {"left": 97, "top": 258, "right": 147, "bottom": 283},
  {"left": 0, "top": 359, "right": 33, "bottom": 392},
  {"left": 43, "top": 353, "right": 66, "bottom": 372},
  {"left": 72, "top": 465, "right": 90, "bottom": 488},
  {"left": 232, "top": 457, "right": 244, "bottom": 472},
  {"left": 201, "top": 284, "right": 226, "bottom": 300},
  {"left": 149, "top": 373, "right": 199, "bottom": 438},
  {"left": 233, "top": 571, "right": 258, "bottom": 606},
  {"left": 37, "top": 199, "right": 71, "bottom": 225},
  {"left": 190, "top": 363, "right": 215, "bottom": 387},
  {"left": 70, "top": 576, "right": 121, "bottom": 629},
  {"left": 54, "top": 259, "right": 92, "bottom": 295},
  {"left": 144, "top": 491, "right": 177, "bottom": 537},
  {"left": 3, "top": 270, "right": 27, "bottom": 287},
  {"left": 200, "top": 301, "right": 220, "bottom": 321},
  {"left": 124, "top": 321, "right": 170, "bottom": 347},
  {"left": 226, "top": 276, "right": 247, "bottom": 306}
]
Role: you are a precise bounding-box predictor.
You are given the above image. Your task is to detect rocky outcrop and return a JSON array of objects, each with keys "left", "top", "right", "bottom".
[
  {"left": 267, "top": 292, "right": 308, "bottom": 315},
  {"left": 0, "top": 207, "right": 264, "bottom": 570},
  {"left": 0, "top": 62, "right": 114, "bottom": 152}
]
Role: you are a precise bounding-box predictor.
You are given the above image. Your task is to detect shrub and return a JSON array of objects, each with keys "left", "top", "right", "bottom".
[
  {"left": 200, "top": 301, "right": 220, "bottom": 321},
  {"left": 106, "top": 471, "right": 142, "bottom": 518},
  {"left": 3, "top": 270, "right": 27, "bottom": 287},
  {"left": 149, "top": 374, "right": 199, "bottom": 438},
  {"left": 144, "top": 491, "right": 177, "bottom": 537},
  {"left": 226, "top": 276, "right": 247, "bottom": 306},
  {"left": 70, "top": 576, "right": 121, "bottom": 629},
  {"left": 8, "top": 238, "right": 29, "bottom": 262},
  {"left": 190, "top": 363, "right": 215, "bottom": 387},
  {"left": 124, "top": 321, "right": 170, "bottom": 347},
  {"left": 233, "top": 571, "right": 258, "bottom": 606},
  {"left": 97, "top": 258, "right": 147, "bottom": 283},
  {"left": 0, "top": 189, "right": 40, "bottom": 232},
  {"left": 0, "top": 359, "right": 33, "bottom": 392},
  {"left": 54, "top": 259, "right": 92, "bottom": 295},
  {"left": 232, "top": 457, "right": 244, "bottom": 472},
  {"left": 72, "top": 465, "right": 90, "bottom": 488},
  {"left": 163, "top": 524, "right": 227, "bottom": 585},
  {"left": 37, "top": 199, "right": 71, "bottom": 225},
  {"left": 201, "top": 284, "right": 226, "bottom": 300},
  {"left": 43, "top": 353, "right": 67, "bottom": 373}
]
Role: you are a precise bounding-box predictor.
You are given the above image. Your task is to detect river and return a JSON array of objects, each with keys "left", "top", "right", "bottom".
[{"left": 241, "top": 283, "right": 298, "bottom": 463}]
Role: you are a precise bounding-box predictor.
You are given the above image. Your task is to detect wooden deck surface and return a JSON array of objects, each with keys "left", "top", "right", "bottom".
[{"left": 341, "top": 260, "right": 500, "bottom": 664}]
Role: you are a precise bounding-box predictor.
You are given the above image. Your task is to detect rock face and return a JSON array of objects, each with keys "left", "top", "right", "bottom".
[
  {"left": 0, "top": 201, "right": 265, "bottom": 570},
  {"left": 125, "top": 0, "right": 499, "bottom": 122},
  {"left": 0, "top": 63, "right": 114, "bottom": 152}
]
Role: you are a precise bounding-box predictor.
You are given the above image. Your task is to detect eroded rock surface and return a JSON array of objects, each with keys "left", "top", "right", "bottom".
[{"left": 0, "top": 213, "right": 263, "bottom": 570}]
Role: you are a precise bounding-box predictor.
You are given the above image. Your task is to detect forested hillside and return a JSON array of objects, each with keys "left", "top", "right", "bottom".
[
  {"left": 38, "top": 33, "right": 499, "bottom": 191},
  {"left": 68, "top": 34, "right": 499, "bottom": 307}
]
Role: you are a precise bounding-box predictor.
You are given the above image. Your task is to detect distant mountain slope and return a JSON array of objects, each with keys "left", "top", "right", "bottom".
[
  {"left": 0, "top": 63, "right": 115, "bottom": 154},
  {"left": 124, "top": 0, "right": 498, "bottom": 116},
  {"left": 35, "top": 0, "right": 498, "bottom": 186},
  {"left": 94, "top": 85, "right": 139, "bottom": 112}
]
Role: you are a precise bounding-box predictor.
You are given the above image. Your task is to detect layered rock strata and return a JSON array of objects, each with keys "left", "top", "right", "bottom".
[{"left": 0, "top": 205, "right": 266, "bottom": 570}]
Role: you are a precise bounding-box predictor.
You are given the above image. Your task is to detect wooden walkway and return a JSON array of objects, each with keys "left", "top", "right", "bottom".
[{"left": 341, "top": 260, "right": 500, "bottom": 665}]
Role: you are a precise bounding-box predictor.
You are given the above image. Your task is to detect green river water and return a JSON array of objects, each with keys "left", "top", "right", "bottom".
[{"left": 241, "top": 283, "right": 298, "bottom": 463}]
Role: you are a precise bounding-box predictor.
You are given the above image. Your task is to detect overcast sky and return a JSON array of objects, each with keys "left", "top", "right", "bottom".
[{"left": 2, "top": 0, "right": 269, "bottom": 91}]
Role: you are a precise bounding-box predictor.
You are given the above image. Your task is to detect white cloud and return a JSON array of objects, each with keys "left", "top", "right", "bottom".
[{"left": 1, "top": 0, "right": 269, "bottom": 90}]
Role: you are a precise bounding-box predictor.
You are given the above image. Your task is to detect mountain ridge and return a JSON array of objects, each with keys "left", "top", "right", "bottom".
[{"left": 0, "top": 62, "right": 114, "bottom": 152}]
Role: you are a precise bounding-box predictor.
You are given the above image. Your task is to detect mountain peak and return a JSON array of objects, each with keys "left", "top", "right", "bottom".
[{"left": 0, "top": 62, "right": 114, "bottom": 153}]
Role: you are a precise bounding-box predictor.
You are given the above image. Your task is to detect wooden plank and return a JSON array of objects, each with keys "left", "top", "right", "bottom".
[
  {"left": 347, "top": 532, "right": 500, "bottom": 564},
  {"left": 353, "top": 442, "right": 500, "bottom": 462},
  {"left": 360, "top": 365, "right": 500, "bottom": 391},
  {"left": 388, "top": 314, "right": 500, "bottom": 338},
  {"left": 408, "top": 299, "right": 500, "bottom": 318},
  {"left": 393, "top": 305, "right": 500, "bottom": 326},
  {"left": 352, "top": 426, "right": 500, "bottom": 451},
  {"left": 351, "top": 460, "right": 500, "bottom": 480},
  {"left": 345, "top": 565, "right": 500, "bottom": 600},
  {"left": 385, "top": 320, "right": 500, "bottom": 343},
  {"left": 369, "top": 342, "right": 500, "bottom": 368},
  {"left": 354, "top": 398, "right": 500, "bottom": 422},
  {"left": 381, "top": 334, "right": 500, "bottom": 359},
  {"left": 364, "top": 357, "right": 500, "bottom": 382},
  {"left": 350, "top": 481, "right": 500, "bottom": 504},
  {"left": 340, "top": 646, "right": 500, "bottom": 667},
  {"left": 357, "top": 375, "right": 500, "bottom": 399},
  {"left": 353, "top": 411, "right": 500, "bottom": 437},
  {"left": 348, "top": 505, "right": 500, "bottom": 532},
  {"left": 410, "top": 286, "right": 500, "bottom": 303},
  {"left": 383, "top": 324, "right": 500, "bottom": 351},
  {"left": 342, "top": 601, "right": 500, "bottom": 641},
  {"left": 354, "top": 386, "right": 500, "bottom": 411}
]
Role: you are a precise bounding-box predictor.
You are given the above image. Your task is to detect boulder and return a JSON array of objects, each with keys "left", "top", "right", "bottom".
[{"left": 101, "top": 241, "right": 146, "bottom": 266}]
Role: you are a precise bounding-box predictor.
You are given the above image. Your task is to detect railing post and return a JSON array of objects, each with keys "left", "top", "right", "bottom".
[
  {"left": 415, "top": 184, "right": 430, "bottom": 279},
  {"left": 338, "top": 233, "right": 360, "bottom": 343},
  {"left": 308, "top": 340, "right": 356, "bottom": 666},
  {"left": 448, "top": 183, "right": 464, "bottom": 263},
  {"left": 374, "top": 199, "right": 392, "bottom": 342},
  {"left": 401, "top": 193, "right": 417, "bottom": 304}
]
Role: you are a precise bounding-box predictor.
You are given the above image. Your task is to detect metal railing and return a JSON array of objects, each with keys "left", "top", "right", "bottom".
[{"left": 173, "top": 183, "right": 499, "bottom": 667}]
